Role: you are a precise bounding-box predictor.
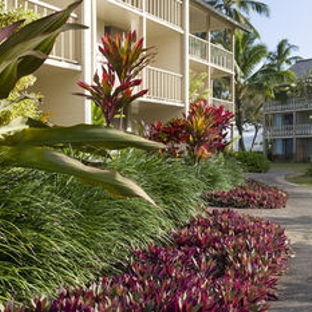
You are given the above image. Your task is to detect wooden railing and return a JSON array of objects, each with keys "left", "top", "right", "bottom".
[
  {"left": 3, "top": 0, "right": 81, "bottom": 65},
  {"left": 113, "top": 0, "right": 182, "bottom": 27},
  {"left": 189, "top": 34, "right": 208, "bottom": 60},
  {"left": 210, "top": 43, "right": 233, "bottom": 70},
  {"left": 264, "top": 97, "right": 312, "bottom": 112},
  {"left": 117, "top": 0, "right": 143, "bottom": 10},
  {"left": 265, "top": 124, "right": 312, "bottom": 137},
  {"left": 145, "top": 66, "right": 183, "bottom": 103},
  {"left": 296, "top": 123, "right": 312, "bottom": 135},
  {"left": 146, "top": 0, "right": 182, "bottom": 28},
  {"left": 189, "top": 35, "right": 233, "bottom": 72}
]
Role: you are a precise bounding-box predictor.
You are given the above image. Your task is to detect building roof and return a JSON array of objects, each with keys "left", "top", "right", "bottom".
[
  {"left": 192, "top": 0, "right": 251, "bottom": 32},
  {"left": 289, "top": 59, "right": 312, "bottom": 79}
]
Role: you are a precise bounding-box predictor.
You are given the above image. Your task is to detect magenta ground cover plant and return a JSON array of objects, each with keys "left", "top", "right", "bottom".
[
  {"left": 203, "top": 179, "right": 289, "bottom": 209},
  {"left": 5, "top": 210, "right": 290, "bottom": 312}
]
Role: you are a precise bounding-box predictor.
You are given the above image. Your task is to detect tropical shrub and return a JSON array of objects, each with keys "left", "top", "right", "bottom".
[
  {"left": 202, "top": 179, "right": 289, "bottom": 209},
  {"left": 5, "top": 210, "right": 290, "bottom": 311},
  {"left": 0, "top": 1, "right": 164, "bottom": 203},
  {"left": 234, "top": 151, "right": 271, "bottom": 173},
  {"left": 0, "top": 3, "right": 42, "bottom": 125},
  {"left": 76, "top": 30, "right": 156, "bottom": 127},
  {"left": 147, "top": 99, "right": 234, "bottom": 163},
  {"left": 0, "top": 150, "right": 205, "bottom": 303},
  {"left": 196, "top": 153, "right": 245, "bottom": 191}
]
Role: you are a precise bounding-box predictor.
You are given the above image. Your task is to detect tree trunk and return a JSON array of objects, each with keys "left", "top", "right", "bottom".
[
  {"left": 250, "top": 124, "right": 260, "bottom": 151},
  {"left": 235, "top": 99, "right": 246, "bottom": 151}
]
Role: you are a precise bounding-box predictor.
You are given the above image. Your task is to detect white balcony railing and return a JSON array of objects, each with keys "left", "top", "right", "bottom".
[
  {"left": 189, "top": 34, "right": 208, "bottom": 60},
  {"left": 265, "top": 125, "right": 294, "bottom": 137},
  {"left": 296, "top": 123, "right": 312, "bottom": 136},
  {"left": 117, "top": 0, "right": 143, "bottom": 10},
  {"left": 189, "top": 35, "right": 233, "bottom": 72},
  {"left": 4, "top": 0, "right": 81, "bottom": 65},
  {"left": 211, "top": 98, "right": 234, "bottom": 113},
  {"left": 210, "top": 43, "right": 233, "bottom": 70},
  {"left": 264, "top": 98, "right": 312, "bottom": 112},
  {"left": 145, "top": 66, "right": 183, "bottom": 103},
  {"left": 146, "top": 0, "right": 182, "bottom": 28}
]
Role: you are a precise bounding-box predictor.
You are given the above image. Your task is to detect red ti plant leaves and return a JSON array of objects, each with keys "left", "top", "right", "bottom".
[
  {"left": 76, "top": 30, "right": 156, "bottom": 127},
  {"left": 147, "top": 99, "right": 234, "bottom": 163}
]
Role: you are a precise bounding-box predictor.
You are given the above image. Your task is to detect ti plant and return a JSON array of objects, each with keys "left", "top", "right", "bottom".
[
  {"left": 76, "top": 30, "right": 156, "bottom": 127},
  {"left": 0, "top": 1, "right": 164, "bottom": 205},
  {"left": 148, "top": 99, "right": 234, "bottom": 164}
]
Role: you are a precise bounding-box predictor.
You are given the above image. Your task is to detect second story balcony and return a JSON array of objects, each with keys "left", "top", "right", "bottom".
[
  {"left": 264, "top": 97, "right": 312, "bottom": 113},
  {"left": 113, "top": 0, "right": 183, "bottom": 28},
  {"left": 265, "top": 123, "right": 312, "bottom": 138},
  {"left": 189, "top": 34, "right": 234, "bottom": 72},
  {"left": 3, "top": 0, "right": 82, "bottom": 68}
]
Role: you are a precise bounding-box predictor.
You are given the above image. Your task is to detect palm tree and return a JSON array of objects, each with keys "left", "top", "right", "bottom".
[
  {"left": 205, "top": 0, "right": 269, "bottom": 34},
  {"left": 234, "top": 32, "right": 300, "bottom": 151},
  {"left": 234, "top": 31, "right": 268, "bottom": 150},
  {"left": 267, "top": 39, "right": 302, "bottom": 71}
]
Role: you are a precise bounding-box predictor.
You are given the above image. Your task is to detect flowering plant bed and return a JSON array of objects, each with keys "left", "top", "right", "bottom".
[
  {"left": 202, "top": 179, "right": 289, "bottom": 209},
  {"left": 6, "top": 210, "right": 290, "bottom": 312}
]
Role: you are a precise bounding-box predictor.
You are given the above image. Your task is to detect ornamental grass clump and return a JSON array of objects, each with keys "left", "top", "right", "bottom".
[
  {"left": 203, "top": 179, "right": 289, "bottom": 209},
  {"left": 8, "top": 210, "right": 290, "bottom": 312}
]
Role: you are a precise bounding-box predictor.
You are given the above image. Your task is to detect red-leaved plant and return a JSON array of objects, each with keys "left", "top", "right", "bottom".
[
  {"left": 4, "top": 210, "right": 290, "bottom": 312},
  {"left": 203, "top": 179, "right": 289, "bottom": 209},
  {"left": 76, "top": 31, "right": 156, "bottom": 127},
  {"left": 147, "top": 99, "right": 234, "bottom": 163}
]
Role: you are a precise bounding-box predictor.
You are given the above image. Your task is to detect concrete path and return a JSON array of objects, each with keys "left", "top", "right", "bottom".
[{"left": 246, "top": 169, "right": 312, "bottom": 312}]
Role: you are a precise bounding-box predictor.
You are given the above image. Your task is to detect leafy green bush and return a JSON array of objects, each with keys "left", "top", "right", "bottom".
[
  {"left": 0, "top": 150, "right": 205, "bottom": 303},
  {"left": 234, "top": 151, "right": 270, "bottom": 173},
  {"left": 196, "top": 153, "right": 245, "bottom": 191},
  {"left": 6, "top": 210, "right": 290, "bottom": 311},
  {"left": 305, "top": 163, "right": 312, "bottom": 177}
]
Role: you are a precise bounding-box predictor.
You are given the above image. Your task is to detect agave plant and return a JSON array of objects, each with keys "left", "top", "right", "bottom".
[{"left": 0, "top": 0, "right": 164, "bottom": 205}]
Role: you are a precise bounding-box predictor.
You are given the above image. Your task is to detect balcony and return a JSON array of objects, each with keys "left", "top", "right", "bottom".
[
  {"left": 3, "top": 0, "right": 81, "bottom": 66},
  {"left": 265, "top": 123, "right": 312, "bottom": 138},
  {"left": 189, "top": 35, "right": 233, "bottom": 72},
  {"left": 264, "top": 97, "right": 312, "bottom": 113},
  {"left": 296, "top": 123, "right": 312, "bottom": 136},
  {"left": 114, "top": 0, "right": 182, "bottom": 28},
  {"left": 145, "top": 66, "right": 183, "bottom": 104},
  {"left": 265, "top": 125, "right": 294, "bottom": 138}
]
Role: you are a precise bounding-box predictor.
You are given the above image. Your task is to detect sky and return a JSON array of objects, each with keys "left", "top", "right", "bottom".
[{"left": 250, "top": 0, "right": 312, "bottom": 59}]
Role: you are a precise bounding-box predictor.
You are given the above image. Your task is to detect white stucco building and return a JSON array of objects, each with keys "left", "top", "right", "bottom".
[{"left": 3, "top": 0, "right": 247, "bottom": 129}]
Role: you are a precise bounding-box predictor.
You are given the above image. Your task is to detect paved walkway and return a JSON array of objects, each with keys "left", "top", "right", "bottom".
[{"left": 246, "top": 169, "right": 312, "bottom": 312}]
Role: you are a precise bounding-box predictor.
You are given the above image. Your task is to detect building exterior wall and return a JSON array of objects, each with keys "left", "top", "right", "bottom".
[
  {"left": 263, "top": 97, "right": 312, "bottom": 161},
  {"left": 3, "top": 0, "right": 239, "bottom": 128}
]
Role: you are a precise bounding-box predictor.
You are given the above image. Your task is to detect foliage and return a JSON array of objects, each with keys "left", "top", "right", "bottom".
[
  {"left": 147, "top": 100, "right": 234, "bottom": 163},
  {"left": 234, "top": 151, "right": 271, "bottom": 172},
  {"left": 196, "top": 153, "right": 245, "bottom": 191},
  {"left": 203, "top": 179, "right": 289, "bottom": 209},
  {"left": 0, "top": 149, "right": 206, "bottom": 303},
  {"left": 205, "top": 0, "right": 269, "bottom": 35},
  {"left": 305, "top": 163, "right": 312, "bottom": 177},
  {"left": 0, "top": 75, "right": 42, "bottom": 125},
  {"left": 0, "top": 1, "right": 164, "bottom": 203},
  {"left": 0, "top": 1, "right": 38, "bottom": 28},
  {"left": 0, "top": 3, "right": 42, "bottom": 125},
  {"left": 189, "top": 69, "right": 210, "bottom": 102},
  {"left": 5, "top": 210, "right": 290, "bottom": 311},
  {"left": 76, "top": 30, "right": 156, "bottom": 127}
]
